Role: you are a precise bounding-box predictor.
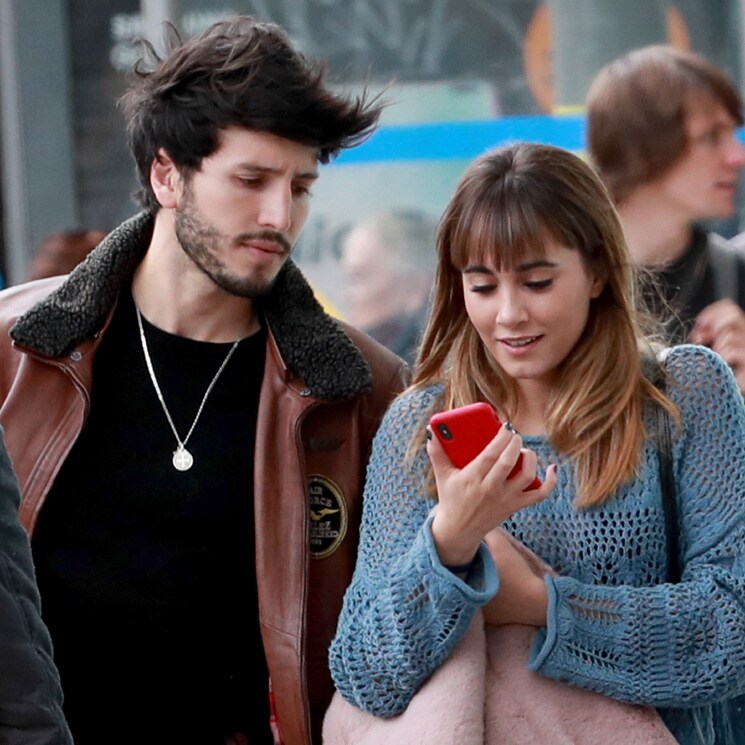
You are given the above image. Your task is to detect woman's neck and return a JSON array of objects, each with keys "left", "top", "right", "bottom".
[{"left": 510, "top": 380, "right": 552, "bottom": 436}]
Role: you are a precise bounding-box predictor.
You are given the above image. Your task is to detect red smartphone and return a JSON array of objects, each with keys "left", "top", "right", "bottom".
[{"left": 429, "top": 402, "right": 542, "bottom": 491}]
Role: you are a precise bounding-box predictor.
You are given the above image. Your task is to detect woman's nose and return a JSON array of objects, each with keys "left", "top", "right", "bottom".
[{"left": 496, "top": 291, "right": 528, "bottom": 327}]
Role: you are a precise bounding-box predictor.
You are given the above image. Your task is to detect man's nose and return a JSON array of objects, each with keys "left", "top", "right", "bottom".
[
  {"left": 725, "top": 133, "right": 745, "bottom": 169},
  {"left": 257, "top": 187, "right": 292, "bottom": 231}
]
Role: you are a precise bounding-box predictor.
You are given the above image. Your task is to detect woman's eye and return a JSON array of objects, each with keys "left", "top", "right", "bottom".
[
  {"left": 469, "top": 283, "right": 496, "bottom": 294},
  {"left": 525, "top": 279, "right": 553, "bottom": 290}
]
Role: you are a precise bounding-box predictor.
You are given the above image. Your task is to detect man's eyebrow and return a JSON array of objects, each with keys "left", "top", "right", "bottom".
[
  {"left": 296, "top": 170, "right": 320, "bottom": 181},
  {"left": 236, "top": 163, "right": 319, "bottom": 180},
  {"left": 463, "top": 259, "right": 558, "bottom": 274}
]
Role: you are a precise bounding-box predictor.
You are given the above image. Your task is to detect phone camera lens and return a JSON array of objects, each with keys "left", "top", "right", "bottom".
[{"left": 436, "top": 424, "right": 453, "bottom": 440}]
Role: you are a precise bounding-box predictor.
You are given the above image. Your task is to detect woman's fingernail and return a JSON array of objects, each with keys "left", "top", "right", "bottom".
[
  {"left": 426, "top": 427, "right": 433, "bottom": 440},
  {"left": 504, "top": 421, "right": 515, "bottom": 433}
]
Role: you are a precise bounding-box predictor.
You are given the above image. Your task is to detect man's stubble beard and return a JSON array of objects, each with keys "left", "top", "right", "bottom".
[{"left": 174, "top": 187, "right": 293, "bottom": 299}]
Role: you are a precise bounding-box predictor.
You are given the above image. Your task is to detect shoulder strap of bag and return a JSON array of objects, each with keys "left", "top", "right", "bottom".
[
  {"left": 709, "top": 233, "right": 739, "bottom": 302},
  {"left": 654, "top": 348, "right": 680, "bottom": 583}
]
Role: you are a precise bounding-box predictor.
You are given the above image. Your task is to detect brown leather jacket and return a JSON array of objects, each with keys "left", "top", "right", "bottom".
[{"left": 0, "top": 212, "right": 409, "bottom": 745}]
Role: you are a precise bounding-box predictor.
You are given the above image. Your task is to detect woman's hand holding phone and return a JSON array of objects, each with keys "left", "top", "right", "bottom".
[{"left": 426, "top": 403, "right": 558, "bottom": 569}]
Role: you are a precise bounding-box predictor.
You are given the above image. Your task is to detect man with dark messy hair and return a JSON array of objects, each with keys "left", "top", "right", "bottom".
[
  {"left": 0, "top": 15, "right": 407, "bottom": 745},
  {"left": 120, "top": 16, "right": 380, "bottom": 213}
]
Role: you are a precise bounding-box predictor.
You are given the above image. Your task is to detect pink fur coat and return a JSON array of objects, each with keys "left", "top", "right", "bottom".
[{"left": 323, "top": 532, "right": 677, "bottom": 745}]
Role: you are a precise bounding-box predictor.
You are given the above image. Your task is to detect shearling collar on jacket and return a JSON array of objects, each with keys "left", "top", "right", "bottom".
[{"left": 11, "top": 211, "right": 372, "bottom": 401}]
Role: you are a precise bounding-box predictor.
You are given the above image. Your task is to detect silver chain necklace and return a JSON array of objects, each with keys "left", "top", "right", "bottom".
[{"left": 135, "top": 302, "right": 240, "bottom": 472}]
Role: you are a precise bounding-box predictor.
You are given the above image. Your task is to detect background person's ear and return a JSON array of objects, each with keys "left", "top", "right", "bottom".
[{"left": 150, "top": 149, "right": 181, "bottom": 209}]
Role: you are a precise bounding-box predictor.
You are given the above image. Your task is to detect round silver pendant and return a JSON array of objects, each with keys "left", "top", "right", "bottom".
[{"left": 172, "top": 447, "right": 194, "bottom": 471}]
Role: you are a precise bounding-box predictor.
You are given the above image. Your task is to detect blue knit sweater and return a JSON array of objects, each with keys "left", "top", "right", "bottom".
[{"left": 329, "top": 345, "right": 745, "bottom": 745}]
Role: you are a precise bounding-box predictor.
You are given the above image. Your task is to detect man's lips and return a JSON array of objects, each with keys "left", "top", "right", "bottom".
[
  {"left": 240, "top": 239, "right": 285, "bottom": 254},
  {"left": 236, "top": 230, "right": 292, "bottom": 254}
]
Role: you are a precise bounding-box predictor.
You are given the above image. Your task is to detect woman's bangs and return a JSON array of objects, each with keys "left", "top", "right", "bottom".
[{"left": 450, "top": 193, "right": 547, "bottom": 271}]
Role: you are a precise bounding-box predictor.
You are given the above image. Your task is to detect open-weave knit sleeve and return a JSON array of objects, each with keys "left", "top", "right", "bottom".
[
  {"left": 328, "top": 386, "right": 498, "bottom": 717},
  {"left": 529, "top": 345, "right": 745, "bottom": 709}
]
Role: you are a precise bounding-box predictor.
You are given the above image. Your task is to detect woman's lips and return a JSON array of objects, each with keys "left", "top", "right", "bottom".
[{"left": 498, "top": 335, "right": 543, "bottom": 353}]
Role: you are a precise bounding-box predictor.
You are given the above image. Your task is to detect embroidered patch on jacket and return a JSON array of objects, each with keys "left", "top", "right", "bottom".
[{"left": 308, "top": 474, "right": 347, "bottom": 559}]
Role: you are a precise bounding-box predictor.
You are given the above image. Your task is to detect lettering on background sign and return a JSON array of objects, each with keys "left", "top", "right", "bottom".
[
  {"left": 110, "top": 13, "right": 144, "bottom": 71},
  {"left": 109, "top": 10, "right": 238, "bottom": 71}
]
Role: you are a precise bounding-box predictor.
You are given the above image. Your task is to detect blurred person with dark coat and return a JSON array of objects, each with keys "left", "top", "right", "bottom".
[{"left": 0, "top": 425, "right": 71, "bottom": 744}]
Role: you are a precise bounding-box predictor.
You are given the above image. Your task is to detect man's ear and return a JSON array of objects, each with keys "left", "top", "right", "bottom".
[{"left": 150, "top": 149, "right": 180, "bottom": 209}]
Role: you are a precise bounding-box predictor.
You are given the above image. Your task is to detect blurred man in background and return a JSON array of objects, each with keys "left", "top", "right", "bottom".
[
  {"left": 587, "top": 44, "right": 745, "bottom": 389},
  {"left": 341, "top": 209, "right": 436, "bottom": 367}
]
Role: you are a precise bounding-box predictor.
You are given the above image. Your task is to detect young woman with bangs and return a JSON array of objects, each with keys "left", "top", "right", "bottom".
[{"left": 328, "top": 142, "right": 745, "bottom": 744}]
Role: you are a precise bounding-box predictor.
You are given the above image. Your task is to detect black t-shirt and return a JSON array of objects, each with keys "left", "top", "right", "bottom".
[{"left": 32, "top": 290, "right": 273, "bottom": 745}]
